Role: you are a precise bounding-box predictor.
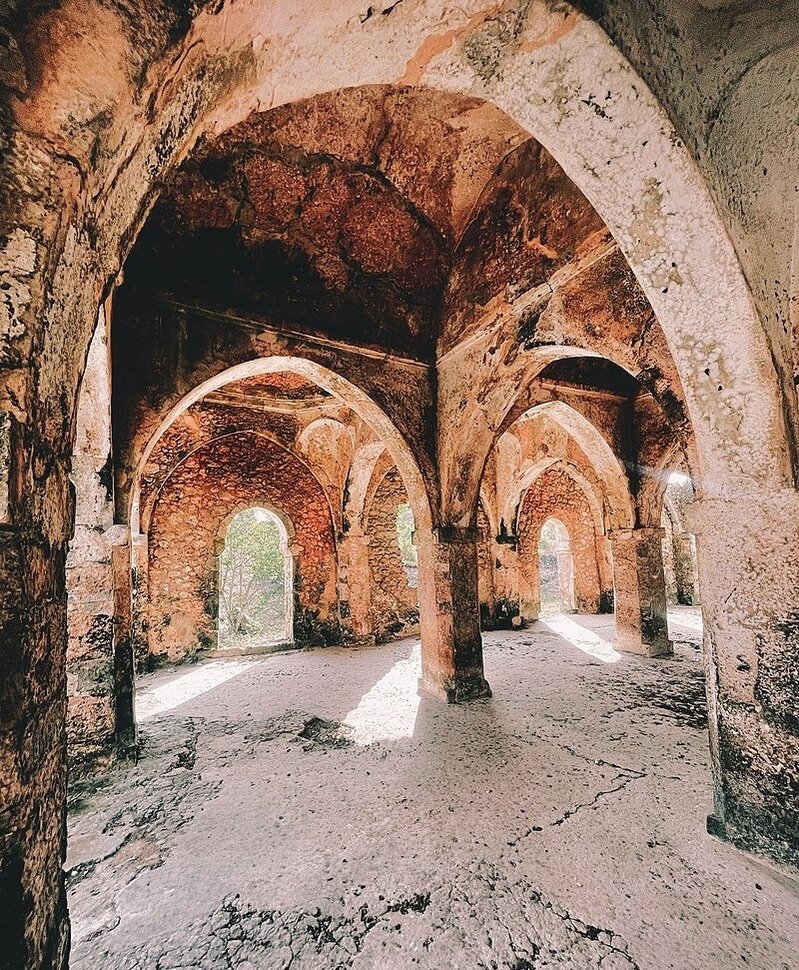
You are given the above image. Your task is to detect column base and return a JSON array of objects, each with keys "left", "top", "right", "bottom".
[
  {"left": 614, "top": 635, "right": 673, "bottom": 658},
  {"left": 418, "top": 672, "right": 492, "bottom": 704},
  {"left": 707, "top": 810, "right": 799, "bottom": 874}
]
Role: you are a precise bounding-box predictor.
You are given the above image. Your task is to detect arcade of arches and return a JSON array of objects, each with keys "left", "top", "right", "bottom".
[{"left": 2, "top": 2, "right": 799, "bottom": 968}]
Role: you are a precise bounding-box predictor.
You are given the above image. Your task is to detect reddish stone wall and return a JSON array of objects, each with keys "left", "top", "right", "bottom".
[
  {"left": 365, "top": 468, "right": 419, "bottom": 641},
  {"left": 477, "top": 504, "right": 498, "bottom": 628},
  {"left": 517, "top": 468, "right": 604, "bottom": 617},
  {"left": 144, "top": 432, "right": 338, "bottom": 664}
]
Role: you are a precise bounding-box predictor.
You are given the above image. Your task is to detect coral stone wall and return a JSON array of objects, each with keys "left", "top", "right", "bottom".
[
  {"left": 145, "top": 432, "right": 338, "bottom": 664},
  {"left": 365, "top": 469, "right": 419, "bottom": 641},
  {"left": 517, "top": 468, "right": 604, "bottom": 618},
  {"left": 477, "top": 504, "right": 498, "bottom": 629}
]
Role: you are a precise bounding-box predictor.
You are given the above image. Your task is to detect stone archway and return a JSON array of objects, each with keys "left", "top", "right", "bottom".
[
  {"left": 217, "top": 505, "right": 295, "bottom": 650},
  {"left": 5, "top": 6, "right": 799, "bottom": 964},
  {"left": 537, "top": 517, "right": 576, "bottom": 616}
]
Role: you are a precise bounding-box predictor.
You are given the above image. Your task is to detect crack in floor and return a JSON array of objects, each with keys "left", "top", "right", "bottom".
[
  {"left": 66, "top": 625, "right": 798, "bottom": 970},
  {"left": 550, "top": 770, "right": 645, "bottom": 828},
  {"left": 83, "top": 863, "right": 639, "bottom": 969}
]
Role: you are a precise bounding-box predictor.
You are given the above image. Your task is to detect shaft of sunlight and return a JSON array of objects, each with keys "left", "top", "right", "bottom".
[
  {"left": 343, "top": 643, "right": 422, "bottom": 744},
  {"left": 541, "top": 614, "right": 621, "bottom": 663},
  {"left": 137, "top": 660, "right": 259, "bottom": 721}
]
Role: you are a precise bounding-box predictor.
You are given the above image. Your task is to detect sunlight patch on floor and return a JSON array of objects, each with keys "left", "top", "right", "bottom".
[
  {"left": 343, "top": 643, "right": 422, "bottom": 745},
  {"left": 137, "top": 660, "right": 258, "bottom": 721},
  {"left": 542, "top": 613, "right": 621, "bottom": 663},
  {"left": 667, "top": 609, "right": 704, "bottom": 633}
]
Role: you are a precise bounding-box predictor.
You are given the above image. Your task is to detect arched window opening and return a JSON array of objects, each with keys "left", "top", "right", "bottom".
[
  {"left": 395, "top": 503, "right": 418, "bottom": 588},
  {"left": 661, "top": 472, "right": 703, "bottom": 654},
  {"left": 538, "top": 518, "right": 576, "bottom": 615},
  {"left": 661, "top": 473, "right": 701, "bottom": 608},
  {"left": 218, "top": 507, "right": 293, "bottom": 649}
]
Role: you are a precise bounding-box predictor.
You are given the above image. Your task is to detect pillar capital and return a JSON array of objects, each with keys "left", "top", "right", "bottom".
[
  {"left": 106, "top": 523, "right": 132, "bottom": 547},
  {"left": 341, "top": 528, "right": 370, "bottom": 545},
  {"left": 434, "top": 524, "right": 479, "bottom": 545},
  {"left": 609, "top": 526, "right": 665, "bottom": 542}
]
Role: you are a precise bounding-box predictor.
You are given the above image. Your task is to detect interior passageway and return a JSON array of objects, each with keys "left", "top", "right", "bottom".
[
  {"left": 6, "top": 6, "right": 799, "bottom": 965},
  {"left": 66, "top": 611, "right": 796, "bottom": 970},
  {"left": 218, "top": 507, "right": 293, "bottom": 651}
]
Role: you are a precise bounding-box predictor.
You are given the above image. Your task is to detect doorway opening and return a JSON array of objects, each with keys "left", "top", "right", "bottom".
[
  {"left": 218, "top": 507, "right": 293, "bottom": 649},
  {"left": 395, "top": 502, "right": 418, "bottom": 588},
  {"left": 538, "top": 518, "right": 575, "bottom": 615}
]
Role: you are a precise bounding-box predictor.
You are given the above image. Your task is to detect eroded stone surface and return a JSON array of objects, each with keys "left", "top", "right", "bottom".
[
  {"left": 68, "top": 618, "right": 798, "bottom": 970},
  {"left": 4, "top": 3, "right": 799, "bottom": 965}
]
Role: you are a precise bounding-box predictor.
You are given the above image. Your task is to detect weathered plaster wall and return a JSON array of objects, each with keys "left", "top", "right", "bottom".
[
  {"left": 2, "top": 4, "right": 799, "bottom": 962},
  {"left": 581, "top": 0, "right": 799, "bottom": 462},
  {"left": 145, "top": 431, "right": 338, "bottom": 664},
  {"left": 365, "top": 468, "right": 419, "bottom": 642}
]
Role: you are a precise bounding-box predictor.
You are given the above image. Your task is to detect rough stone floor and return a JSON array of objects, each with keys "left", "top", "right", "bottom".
[{"left": 67, "top": 609, "right": 799, "bottom": 969}]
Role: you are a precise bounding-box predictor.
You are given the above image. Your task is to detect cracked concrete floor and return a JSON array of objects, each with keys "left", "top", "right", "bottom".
[{"left": 67, "top": 610, "right": 799, "bottom": 969}]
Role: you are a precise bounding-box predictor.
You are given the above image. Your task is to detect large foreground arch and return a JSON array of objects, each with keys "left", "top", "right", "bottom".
[{"left": 3, "top": 3, "right": 799, "bottom": 966}]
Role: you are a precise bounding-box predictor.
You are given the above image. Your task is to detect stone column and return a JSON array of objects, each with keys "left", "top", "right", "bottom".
[
  {"left": 131, "top": 532, "right": 149, "bottom": 669},
  {"left": 691, "top": 493, "right": 799, "bottom": 869},
  {"left": 673, "top": 531, "right": 700, "bottom": 605},
  {"left": 493, "top": 534, "right": 523, "bottom": 628},
  {"left": 517, "top": 542, "right": 541, "bottom": 624},
  {"left": 209, "top": 537, "right": 225, "bottom": 651},
  {"left": 596, "top": 533, "right": 615, "bottom": 613},
  {"left": 610, "top": 527, "right": 672, "bottom": 656},
  {"left": 110, "top": 527, "right": 136, "bottom": 754},
  {"left": 338, "top": 528, "right": 373, "bottom": 641},
  {"left": 416, "top": 525, "right": 491, "bottom": 702},
  {"left": 65, "top": 309, "right": 123, "bottom": 770}
]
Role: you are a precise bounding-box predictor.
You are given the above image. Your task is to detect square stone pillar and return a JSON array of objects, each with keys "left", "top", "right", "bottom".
[
  {"left": 673, "top": 531, "right": 700, "bottom": 605},
  {"left": 131, "top": 532, "right": 149, "bottom": 669},
  {"left": 493, "top": 534, "right": 523, "bottom": 628},
  {"left": 110, "top": 526, "right": 137, "bottom": 755},
  {"left": 337, "top": 529, "right": 373, "bottom": 641},
  {"left": 690, "top": 493, "right": 799, "bottom": 870},
  {"left": 610, "top": 527, "right": 672, "bottom": 657},
  {"left": 416, "top": 525, "right": 491, "bottom": 702}
]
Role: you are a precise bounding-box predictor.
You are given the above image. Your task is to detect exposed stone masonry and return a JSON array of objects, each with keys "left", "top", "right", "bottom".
[
  {"left": 2, "top": 3, "right": 799, "bottom": 967},
  {"left": 365, "top": 468, "right": 419, "bottom": 641},
  {"left": 146, "top": 432, "right": 338, "bottom": 663},
  {"left": 516, "top": 467, "right": 609, "bottom": 620}
]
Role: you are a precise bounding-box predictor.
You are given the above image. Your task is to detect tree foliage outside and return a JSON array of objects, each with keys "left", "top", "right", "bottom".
[
  {"left": 538, "top": 518, "right": 568, "bottom": 555},
  {"left": 538, "top": 518, "right": 572, "bottom": 614},
  {"left": 219, "top": 508, "right": 288, "bottom": 641}
]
